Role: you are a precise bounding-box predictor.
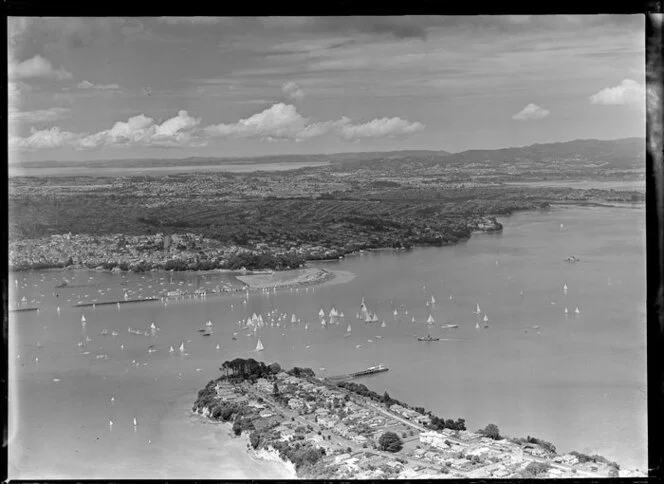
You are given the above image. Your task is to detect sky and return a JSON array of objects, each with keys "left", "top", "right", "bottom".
[{"left": 8, "top": 16, "right": 646, "bottom": 163}]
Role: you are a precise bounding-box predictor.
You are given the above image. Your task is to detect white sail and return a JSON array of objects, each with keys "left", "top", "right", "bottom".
[
  {"left": 305, "top": 323, "right": 309, "bottom": 330},
  {"left": 427, "top": 314, "right": 435, "bottom": 324},
  {"left": 483, "top": 314, "right": 489, "bottom": 322},
  {"left": 291, "top": 314, "right": 297, "bottom": 324},
  {"left": 206, "top": 320, "right": 212, "bottom": 327},
  {"left": 339, "top": 312, "right": 344, "bottom": 318},
  {"left": 475, "top": 304, "right": 481, "bottom": 314},
  {"left": 564, "top": 307, "right": 568, "bottom": 314},
  {"left": 318, "top": 309, "right": 325, "bottom": 317},
  {"left": 575, "top": 307, "right": 580, "bottom": 314},
  {"left": 81, "top": 314, "right": 86, "bottom": 323},
  {"left": 563, "top": 283, "right": 568, "bottom": 294},
  {"left": 347, "top": 323, "right": 352, "bottom": 333},
  {"left": 179, "top": 342, "right": 185, "bottom": 352},
  {"left": 431, "top": 296, "right": 436, "bottom": 304},
  {"left": 393, "top": 309, "right": 398, "bottom": 316},
  {"left": 169, "top": 346, "right": 174, "bottom": 353},
  {"left": 133, "top": 417, "right": 137, "bottom": 426},
  {"left": 381, "top": 321, "right": 386, "bottom": 328},
  {"left": 328, "top": 309, "right": 335, "bottom": 317},
  {"left": 476, "top": 321, "right": 480, "bottom": 329},
  {"left": 151, "top": 322, "right": 157, "bottom": 330},
  {"left": 216, "top": 344, "right": 220, "bottom": 350},
  {"left": 256, "top": 338, "right": 264, "bottom": 352},
  {"left": 365, "top": 313, "right": 372, "bottom": 322},
  {"left": 356, "top": 312, "right": 360, "bottom": 319},
  {"left": 321, "top": 318, "right": 326, "bottom": 326},
  {"left": 411, "top": 316, "right": 416, "bottom": 323}
]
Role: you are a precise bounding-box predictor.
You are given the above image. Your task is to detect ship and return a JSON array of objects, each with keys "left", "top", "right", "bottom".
[{"left": 417, "top": 333, "right": 440, "bottom": 342}]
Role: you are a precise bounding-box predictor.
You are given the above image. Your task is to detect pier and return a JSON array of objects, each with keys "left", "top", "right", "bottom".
[
  {"left": 74, "top": 297, "right": 159, "bottom": 308},
  {"left": 9, "top": 307, "right": 40, "bottom": 313},
  {"left": 327, "top": 365, "right": 389, "bottom": 381}
]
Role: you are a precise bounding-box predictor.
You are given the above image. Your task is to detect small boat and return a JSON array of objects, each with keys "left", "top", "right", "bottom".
[
  {"left": 216, "top": 344, "right": 220, "bottom": 350},
  {"left": 365, "top": 312, "right": 380, "bottom": 323},
  {"left": 475, "top": 321, "right": 480, "bottom": 330},
  {"left": 202, "top": 332, "right": 212, "bottom": 337},
  {"left": 318, "top": 309, "right": 325, "bottom": 317},
  {"left": 426, "top": 315, "right": 435, "bottom": 324},
  {"left": 197, "top": 328, "right": 207, "bottom": 333},
  {"left": 291, "top": 314, "right": 297, "bottom": 324},
  {"left": 393, "top": 309, "right": 398, "bottom": 316},
  {"left": 483, "top": 314, "right": 489, "bottom": 322},
  {"left": 256, "top": 338, "right": 264, "bottom": 352},
  {"left": 321, "top": 318, "right": 326, "bottom": 326},
  {"left": 444, "top": 324, "right": 459, "bottom": 329},
  {"left": 564, "top": 307, "right": 568, "bottom": 314},
  {"left": 563, "top": 283, "right": 568, "bottom": 294},
  {"left": 101, "top": 329, "right": 108, "bottom": 335},
  {"left": 347, "top": 323, "right": 352, "bottom": 333},
  {"left": 575, "top": 307, "right": 580, "bottom": 315},
  {"left": 418, "top": 334, "right": 440, "bottom": 342},
  {"left": 169, "top": 346, "right": 174, "bottom": 353},
  {"left": 150, "top": 322, "right": 157, "bottom": 330},
  {"left": 81, "top": 315, "right": 87, "bottom": 323},
  {"left": 380, "top": 321, "right": 386, "bottom": 328}
]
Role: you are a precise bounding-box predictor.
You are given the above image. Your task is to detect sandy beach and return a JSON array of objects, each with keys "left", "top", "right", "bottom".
[{"left": 236, "top": 267, "right": 334, "bottom": 290}]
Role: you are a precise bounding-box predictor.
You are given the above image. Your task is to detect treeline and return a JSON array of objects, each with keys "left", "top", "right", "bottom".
[
  {"left": 509, "top": 435, "right": 557, "bottom": 454},
  {"left": 219, "top": 358, "right": 281, "bottom": 381},
  {"left": 335, "top": 381, "right": 466, "bottom": 431},
  {"left": 249, "top": 427, "right": 327, "bottom": 471},
  {"left": 570, "top": 451, "right": 620, "bottom": 469}
]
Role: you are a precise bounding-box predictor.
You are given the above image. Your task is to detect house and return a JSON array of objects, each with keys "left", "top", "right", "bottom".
[
  {"left": 255, "top": 378, "right": 273, "bottom": 393},
  {"left": 259, "top": 409, "right": 274, "bottom": 418},
  {"left": 288, "top": 398, "right": 304, "bottom": 410},
  {"left": 352, "top": 435, "right": 368, "bottom": 443},
  {"left": 560, "top": 454, "right": 579, "bottom": 465},
  {"left": 420, "top": 431, "right": 449, "bottom": 450},
  {"left": 318, "top": 416, "right": 337, "bottom": 429}
]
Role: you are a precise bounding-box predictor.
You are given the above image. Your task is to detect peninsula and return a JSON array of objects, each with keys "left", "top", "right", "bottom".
[
  {"left": 193, "top": 359, "right": 643, "bottom": 479},
  {"left": 9, "top": 138, "right": 644, "bottom": 272}
]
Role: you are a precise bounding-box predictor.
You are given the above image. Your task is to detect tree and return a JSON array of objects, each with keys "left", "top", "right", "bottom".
[
  {"left": 378, "top": 432, "right": 404, "bottom": 453},
  {"left": 480, "top": 423, "right": 501, "bottom": 440},
  {"left": 232, "top": 420, "right": 242, "bottom": 436},
  {"left": 273, "top": 382, "right": 279, "bottom": 396}
]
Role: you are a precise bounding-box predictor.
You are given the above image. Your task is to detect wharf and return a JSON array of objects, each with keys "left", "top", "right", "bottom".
[
  {"left": 9, "top": 307, "right": 39, "bottom": 313},
  {"left": 327, "top": 366, "right": 389, "bottom": 381},
  {"left": 74, "top": 297, "right": 159, "bottom": 307}
]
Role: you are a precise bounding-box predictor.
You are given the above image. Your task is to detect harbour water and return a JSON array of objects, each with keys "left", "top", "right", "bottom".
[{"left": 8, "top": 204, "right": 647, "bottom": 477}]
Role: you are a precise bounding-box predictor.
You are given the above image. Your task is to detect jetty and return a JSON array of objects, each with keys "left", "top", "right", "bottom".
[
  {"left": 74, "top": 297, "right": 159, "bottom": 308},
  {"left": 327, "top": 364, "right": 389, "bottom": 381},
  {"left": 9, "top": 307, "right": 39, "bottom": 313}
]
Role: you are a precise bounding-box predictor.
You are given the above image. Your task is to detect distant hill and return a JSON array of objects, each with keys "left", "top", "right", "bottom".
[{"left": 442, "top": 138, "right": 645, "bottom": 168}]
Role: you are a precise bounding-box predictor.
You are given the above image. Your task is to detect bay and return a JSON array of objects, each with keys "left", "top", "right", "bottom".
[{"left": 8, "top": 204, "right": 647, "bottom": 477}]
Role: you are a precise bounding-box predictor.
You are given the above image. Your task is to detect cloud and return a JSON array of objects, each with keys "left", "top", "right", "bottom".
[
  {"left": 281, "top": 81, "right": 305, "bottom": 100},
  {"left": 338, "top": 117, "right": 425, "bottom": 141},
  {"left": 203, "top": 103, "right": 424, "bottom": 142},
  {"left": 11, "top": 110, "right": 204, "bottom": 151},
  {"left": 158, "top": 17, "right": 225, "bottom": 25},
  {"left": 203, "top": 103, "right": 334, "bottom": 141},
  {"left": 9, "top": 107, "right": 72, "bottom": 124},
  {"left": 512, "top": 103, "right": 550, "bottom": 121},
  {"left": 10, "top": 127, "right": 81, "bottom": 150},
  {"left": 9, "top": 55, "right": 73, "bottom": 80},
  {"left": 77, "top": 80, "right": 122, "bottom": 90},
  {"left": 589, "top": 79, "right": 645, "bottom": 106},
  {"left": 77, "top": 110, "right": 202, "bottom": 149}
]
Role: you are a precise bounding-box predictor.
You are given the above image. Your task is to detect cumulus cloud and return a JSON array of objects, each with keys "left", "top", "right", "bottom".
[
  {"left": 77, "top": 110, "right": 202, "bottom": 149},
  {"left": 8, "top": 55, "right": 72, "bottom": 80},
  {"left": 158, "top": 17, "right": 224, "bottom": 25},
  {"left": 203, "top": 103, "right": 424, "bottom": 142},
  {"left": 338, "top": 117, "right": 424, "bottom": 141},
  {"left": 9, "top": 107, "right": 72, "bottom": 124},
  {"left": 203, "top": 103, "right": 334, "bottom": 141},
  {"left": 10, "top": 110, "right": 204, "bottom": 151},
  {"left": 512, "top": 103, "right": 550, "bottom": 121},
  {"left": 590, "top": 79, "right": 645, "bottom": 106},
  {"left": 282, "top": 81, "right": 305, "bottom": 101},
  {"left": 77, "top": 80, "right": 121, "bottom": 90},
  {"left": 10, "top": 127, "right": 81, "bottom": 151}
]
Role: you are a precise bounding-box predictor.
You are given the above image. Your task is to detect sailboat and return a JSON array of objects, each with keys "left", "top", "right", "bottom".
[
  {"left": 563, "top": 283, "right": 568, "bottom": 294},
  {"left": 151, "top": 322, "right": 157, "bottom": 330},
  {"left": 411, "top": 316, "right": 416, "bottom": 323},
  {"left": 475, "top": 321, "right": 480, "bottom": 330},
  {"left": 291, "top": 314, "right": 297, "bottom": 324},
  {"left": 380, "top": 320, "right": 386, "bottom": 328},
  {"left": 179, "top": 342, "right": 185, "bottom": 352},
  {"left": 255, "top": 338, "right": 264, "bottom": 352},
  {"left": 169, "top": 346, "right": 174, "bottom": 353},
  {"left": 564, "top": 307, "right": 569, "bottom": 314},
  {"left": 216, "top": 344, "right": 220, "bottom": 350},
  {"left": 206, "top": 320, "right": 212, "bottom": 327},
  {"left": 347, "top": 323, "right": 352, "bottom": 333},
  {"left": 321, "top": 318, "right": 327, "bottom": 326},
  {"left": 430, "top": 296, "right": 436, "bottom": 304},
  {"left": 483, "top": 314, "right": 489, "bottom": 323},
  {"left": 356, "top": 312, "right": 361, "bottom": 319},
  {"left": 318, "top": 309, "right": 325, "bottom": 318},
  {"left": 365, "top": 312, "right": 379, "bottom": 323},
  {"left": 393, "top": 309, "right": 398, "bottom": 316},
  {"left": 574, "top": 307, "right": 580, "bottom": 315},
  {"left": 426, "top": 314, "right": 435, "bottom": 324},
  {"left": 474, "top": 304, "right": 481, "bottom": 314},
  {"left": 81, "top": 314, "right": 86, "bottom": 323},
  {"left": 339, "top": 312, "right": 344, "bottom": 318},
  {"left": 305, "top": 323, "right": 309, "bottom": 330}
]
